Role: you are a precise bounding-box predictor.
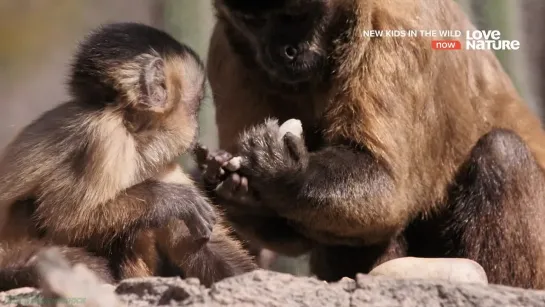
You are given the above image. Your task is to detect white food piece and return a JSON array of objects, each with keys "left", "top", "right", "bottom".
[{"left": 278, "top": 118, "right": 303, "bottom": 141}]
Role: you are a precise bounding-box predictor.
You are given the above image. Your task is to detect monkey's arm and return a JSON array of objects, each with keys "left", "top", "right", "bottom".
[
  {"left": 234, "top": 121, "right": 400, "bottom": 246},
  {"left": 37, "top": 180, "right": 215, "bottom": 245}
]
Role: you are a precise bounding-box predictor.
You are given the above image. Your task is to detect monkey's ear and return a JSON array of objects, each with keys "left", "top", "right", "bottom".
[{"left": 140, "top": 57, "right": 167, "bottom": 109}]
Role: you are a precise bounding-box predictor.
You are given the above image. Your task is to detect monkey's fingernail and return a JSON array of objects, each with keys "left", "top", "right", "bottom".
[
  {"left": 230, "top": 173, "right": 241, "bottom": 186},
  {"left": 240, "top": 177, "right": 249, "bottom": 192}
]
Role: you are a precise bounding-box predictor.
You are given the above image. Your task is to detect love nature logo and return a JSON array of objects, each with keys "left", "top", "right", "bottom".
[{"left": 362, "top": 29, "right": 521, "bottom": 51}]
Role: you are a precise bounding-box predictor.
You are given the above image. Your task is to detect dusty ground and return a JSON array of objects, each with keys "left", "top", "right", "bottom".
[{"left": 3, "top": 269, "right": 545, "bottom": 307}]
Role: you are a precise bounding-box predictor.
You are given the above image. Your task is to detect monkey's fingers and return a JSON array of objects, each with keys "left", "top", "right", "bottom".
[
  {"left": 224, "top": 156, "right": 244, "bottom": 172},
  {"left": 239, "top": 176, "right": 249, "bottom": 195},
  {"left": 215, "top": 172, "right": 239, "bottom": 200},
  {"left": 216, "top": 173, "right": 254, "bottom": 205},
  {"left": 193, "top": 143, "right": 211, "bottom": 169},
  {"left": 210, "top": 150, "right": 233, "bottom": 167},
  {"left": 182, "top": 207, "right": 214, "bottom": 242},
  {"left": 185, "top": 214, "right": 213, "bottom": 243},
  {"left": 231, "top": 174, "right": 251, "bottom": 199},
  {"left": 202, "top": 150, "right": 233, "bottom": 184}
]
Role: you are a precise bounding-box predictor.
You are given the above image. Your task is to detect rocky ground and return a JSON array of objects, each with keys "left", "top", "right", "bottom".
[{"left": 2, "top": 249, "right": 545, "bottom": 307}]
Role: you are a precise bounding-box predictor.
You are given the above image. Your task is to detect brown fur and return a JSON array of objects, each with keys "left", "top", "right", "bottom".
[
  {"left": 0, "top": 22, "right": 256, "bottom": 290},
  {"left": 156, "top": 219, "right": 257, "bottom": 286},
  {"left": 117, "top": 163, "right": 257, "bottom": 284},
  {"left": 206, "top": 0, "right": 545, "bottom": 289}
]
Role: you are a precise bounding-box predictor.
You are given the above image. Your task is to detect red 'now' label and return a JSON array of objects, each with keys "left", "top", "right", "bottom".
[{"left": 431, "top": 40, "right": 462, "bottom": 50}]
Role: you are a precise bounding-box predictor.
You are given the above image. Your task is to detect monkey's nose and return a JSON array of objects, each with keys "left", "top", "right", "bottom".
[{"left": 282, "top": 45, "right": 299, "bottom": 61}]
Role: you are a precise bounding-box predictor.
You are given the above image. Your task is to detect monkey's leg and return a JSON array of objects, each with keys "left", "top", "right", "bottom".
[
  {"left": 114, "top": 161, "right": 247, "bottom": 282},
  {"left": 38, "top": 180, "right": 215, "bottom": 246},
  {"left": 115, "top": 230, "right": 160, "bottom": 280},
  {"left": 156, "top": 221, "right": 257, "bottom": 287},
  {"left": 440, "top": 129, "right": 545, "bottom": 289},
  {"left": 79, "top": 180, "right": 216, "bottom": 280}
]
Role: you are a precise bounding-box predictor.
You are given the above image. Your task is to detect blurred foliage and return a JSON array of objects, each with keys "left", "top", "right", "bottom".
[
  {"left": 164, "top": 1, "right": 218, "bottom": 169},
  {"left": 0, "top": 0, "right": 84, "bottom": 83},
  {"left": 164, "top": 0, "right": 214, "bottom": 57},
  {"left": 465, "top": 0, "right": 537, "bottom": 114},
  {"left": 477, "top": 0, "right": 514, "bottom": 72}
]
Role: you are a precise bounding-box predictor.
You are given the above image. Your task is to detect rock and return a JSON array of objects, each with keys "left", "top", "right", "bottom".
[
  {"left": 34, "top": 247, "right": 123, "bottom": 307},
  {"left": 368, "top": 257, "right": 488, "bottom": 285},
  {"left": 4, "top": 269, "right": 545, "bottom": 306},
  {"left": 115, "top": 270, "right": 545, "bottom": 307},
  {"left": 353, "top": 274, "right": 545, "bottom": 307},
  {"left": 0, "top": 287, "right": 42, "bottom": 307},
  {"left": 115, "top": 277, "right": 206, "bottom": 307}
]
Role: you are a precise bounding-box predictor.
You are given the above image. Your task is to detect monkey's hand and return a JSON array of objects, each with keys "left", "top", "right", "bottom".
[
  {"left": 146, "top": 183, "right": 216, "bottom": 242},
  {"left": 239, "top": 119, "right": 308, "bottom": 177},
  {"left": 194, "top": 144, "right": 259, "bottom": 208},
  {"left": 194, "top": 144, "right": 232, "bottom": 186},
  {"left": 235, "top": 119, "right": 309, "bottom": 210}
]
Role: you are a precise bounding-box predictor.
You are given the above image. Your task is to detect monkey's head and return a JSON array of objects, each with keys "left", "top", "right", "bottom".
[
  {"left": 69, "top": 22, "right": 205, "bottom": 118},
  {"left": 215, "top": 0, "right": 334, "bottom": 85}
]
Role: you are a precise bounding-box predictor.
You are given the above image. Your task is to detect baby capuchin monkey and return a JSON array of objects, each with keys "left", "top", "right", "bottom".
[{"left": 0, "top": 22, "right": 256, "bottom": 290}]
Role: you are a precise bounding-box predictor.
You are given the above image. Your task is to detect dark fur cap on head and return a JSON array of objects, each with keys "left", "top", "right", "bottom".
[{"left": 68, "top": 22, "right": 202, "bottom": 105}]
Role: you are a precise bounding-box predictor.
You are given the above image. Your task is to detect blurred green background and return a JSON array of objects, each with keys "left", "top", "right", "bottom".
[{"left": 0, "top": 0, "right": 544, "bottom": 275}]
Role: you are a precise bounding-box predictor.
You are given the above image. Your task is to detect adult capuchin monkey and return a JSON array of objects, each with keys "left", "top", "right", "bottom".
[{"left": 197, "top": 0, "right": 545, "bottom": 289}]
